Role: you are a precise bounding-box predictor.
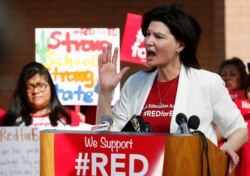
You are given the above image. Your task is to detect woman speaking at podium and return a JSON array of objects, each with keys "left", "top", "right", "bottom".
[{"left": 96, "top": 3, "right": 248, "bottom": 174}]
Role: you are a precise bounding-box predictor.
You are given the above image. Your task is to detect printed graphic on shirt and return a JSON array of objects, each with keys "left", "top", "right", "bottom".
[
  {"left": 140, "top": 77, "right": 179, "bottom": 133},
  {"left": 142, "top": 103, "right": 174, "bottom": 118}
]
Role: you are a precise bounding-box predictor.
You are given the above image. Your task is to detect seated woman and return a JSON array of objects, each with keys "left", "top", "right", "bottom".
[{"left": 2, "top": 61, "right": 85, "bottom": 128}]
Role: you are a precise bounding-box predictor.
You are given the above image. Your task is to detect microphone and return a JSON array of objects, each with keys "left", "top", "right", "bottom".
[
  {"left": 188, "top": 115, "right": 200, "bottom": 131},
  {"left": 121, "top": 115, "right": 150, "bottom": 132},
  {"left": 175, "top": 113, "right": 190, "bottom": 134},
  {"left": 101, "top": 115, "right": 113, "bottom": 126},
  {"left": 91, "top": 115, "right": 113, "bottom": 131}
]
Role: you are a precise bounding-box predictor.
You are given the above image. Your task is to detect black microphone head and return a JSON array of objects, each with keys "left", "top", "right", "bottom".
[
  {"left": 176, "top": 113, "right": 187, "bottom": 125},
  {"left": 188, "top": 115, "right": 200, "bottom": 130},
  {"left": 101, "top": 115, "right": 113, "bottom": 125}
]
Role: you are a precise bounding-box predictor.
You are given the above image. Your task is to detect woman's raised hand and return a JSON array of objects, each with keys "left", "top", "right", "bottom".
[{"left": 98, "top": 42, "right": 129, "bottom": 92}]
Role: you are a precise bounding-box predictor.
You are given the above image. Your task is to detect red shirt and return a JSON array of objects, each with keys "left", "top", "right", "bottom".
[
  {"left": 141, "top": 76, "right": 179, "bottom": 133},
  {"left": 229, "top": 90, "right": 246, "bottom": 100},
  {"left": 234, "top": 98, "right": 250, "bottom": 120}
]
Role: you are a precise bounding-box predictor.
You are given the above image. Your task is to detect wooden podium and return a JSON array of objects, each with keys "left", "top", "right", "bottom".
[
  {"left": 163, "top": 134, "right": 229, "bottom": 176},
  {"left": 40, "top": 131, "right": 231, "bottom": 176}
]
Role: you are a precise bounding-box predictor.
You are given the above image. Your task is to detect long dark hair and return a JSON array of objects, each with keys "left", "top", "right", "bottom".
[
  {"left": 246, "top": 74, "right": 250, "bottom": 98},
  {"left": 3, "top": 61, "right": 71, "bottom": 126},
  {"left": 141, "top": 3, "right": 202, "bottom": 69}
]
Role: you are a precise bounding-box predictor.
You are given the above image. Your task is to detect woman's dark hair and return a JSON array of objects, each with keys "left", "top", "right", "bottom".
[
  {"left": 247, "top": 74, "right": 250, "bottom": 87},
  {"left": 141, "top": 3, "right": 202, "bottom": 69},
  {"left": 3, "top": 61, "right": 71, "bottom": 126},
  {"left": 218, "top": 57, "right": 248, "bottom": 89},
  {"left": 245, "top": 74, "right": 250, "bottom": 98}
]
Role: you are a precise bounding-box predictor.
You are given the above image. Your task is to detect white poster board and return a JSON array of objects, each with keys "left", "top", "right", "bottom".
[
  {"left": 0, "top": 127, "right": 40, "bottom": 176},
  {"left": 35, "top": 28, "right": 120, "bottom": 106}
]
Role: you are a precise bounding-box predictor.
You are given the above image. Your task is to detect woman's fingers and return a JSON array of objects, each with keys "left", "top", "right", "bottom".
[
  {"left": 101, "top": 44, "right": 108, "bottom": 63},
  {"left": 112, "top": 47, "right": 118, "bottom": 64},
  {"left": 100, "top": 42, "right": 117, "bottom": 64},
  {"left": 227, "top": 150, "right": 239, "bottom": 164},
  {"left": 228, "top": 159, "right": 238, "bottom": 174},
  {"left": 98, "top": 53, "right": 104, "bottom": 69},
  {"left": 225, "top": 150, "right": 240, "bottom": 174},
  {"left": 106, "top": 43, "right": 112, "bottom": 62}
]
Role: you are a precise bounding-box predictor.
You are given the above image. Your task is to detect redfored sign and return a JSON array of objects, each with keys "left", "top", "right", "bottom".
[
  {"left": 121, "top": 13, "right": 146, "bottom": 65},
  {"left": 54, "top": 133, "right": 165, "bottom": 176}
]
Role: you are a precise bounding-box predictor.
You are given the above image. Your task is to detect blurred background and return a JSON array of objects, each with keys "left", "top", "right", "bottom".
[{"left": 0, "top": 0, "right": 249, "bottom": 110}]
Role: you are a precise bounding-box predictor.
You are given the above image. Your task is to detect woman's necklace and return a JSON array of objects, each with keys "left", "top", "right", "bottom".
[{"left": 157, "top": 76, "right": 178, "bottom": 106}]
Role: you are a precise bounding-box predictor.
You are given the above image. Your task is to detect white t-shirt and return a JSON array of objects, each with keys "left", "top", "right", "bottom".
[{"left": 16, "top": 115, "right": 68, "bottom": 130}]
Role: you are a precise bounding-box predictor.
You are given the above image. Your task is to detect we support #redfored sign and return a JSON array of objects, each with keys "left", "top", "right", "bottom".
[{"left": 54, "top": 133, "right": 165, "bottom": 176}]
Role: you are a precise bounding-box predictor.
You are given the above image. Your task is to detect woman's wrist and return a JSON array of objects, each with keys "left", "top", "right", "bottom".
[
  {"left": 99, "top": 90, "right": 113, "bottom": 96},
  {"left": 220, "top": 142, "right": 231, "bottom": 152}
]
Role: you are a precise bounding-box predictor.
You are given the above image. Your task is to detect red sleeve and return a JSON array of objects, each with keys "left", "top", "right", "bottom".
[
  {"left": 81, "top": 106, "right": 96, "bottom": 125},
  {"left": 0, "top": 109, "right": 6, "bottom": 126},
  {"left": 66, "top": 109, "right": 81, "bottom": 126}
]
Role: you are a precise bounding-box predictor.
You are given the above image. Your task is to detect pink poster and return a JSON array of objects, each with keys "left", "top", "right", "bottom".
[{"left": 121, "top": 13, "right": 146, "bottom": 65}]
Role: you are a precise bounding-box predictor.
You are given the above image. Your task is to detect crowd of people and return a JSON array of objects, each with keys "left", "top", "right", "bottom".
[{"left": 0, "top": 3, "right": 249, "bottom": 175}]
